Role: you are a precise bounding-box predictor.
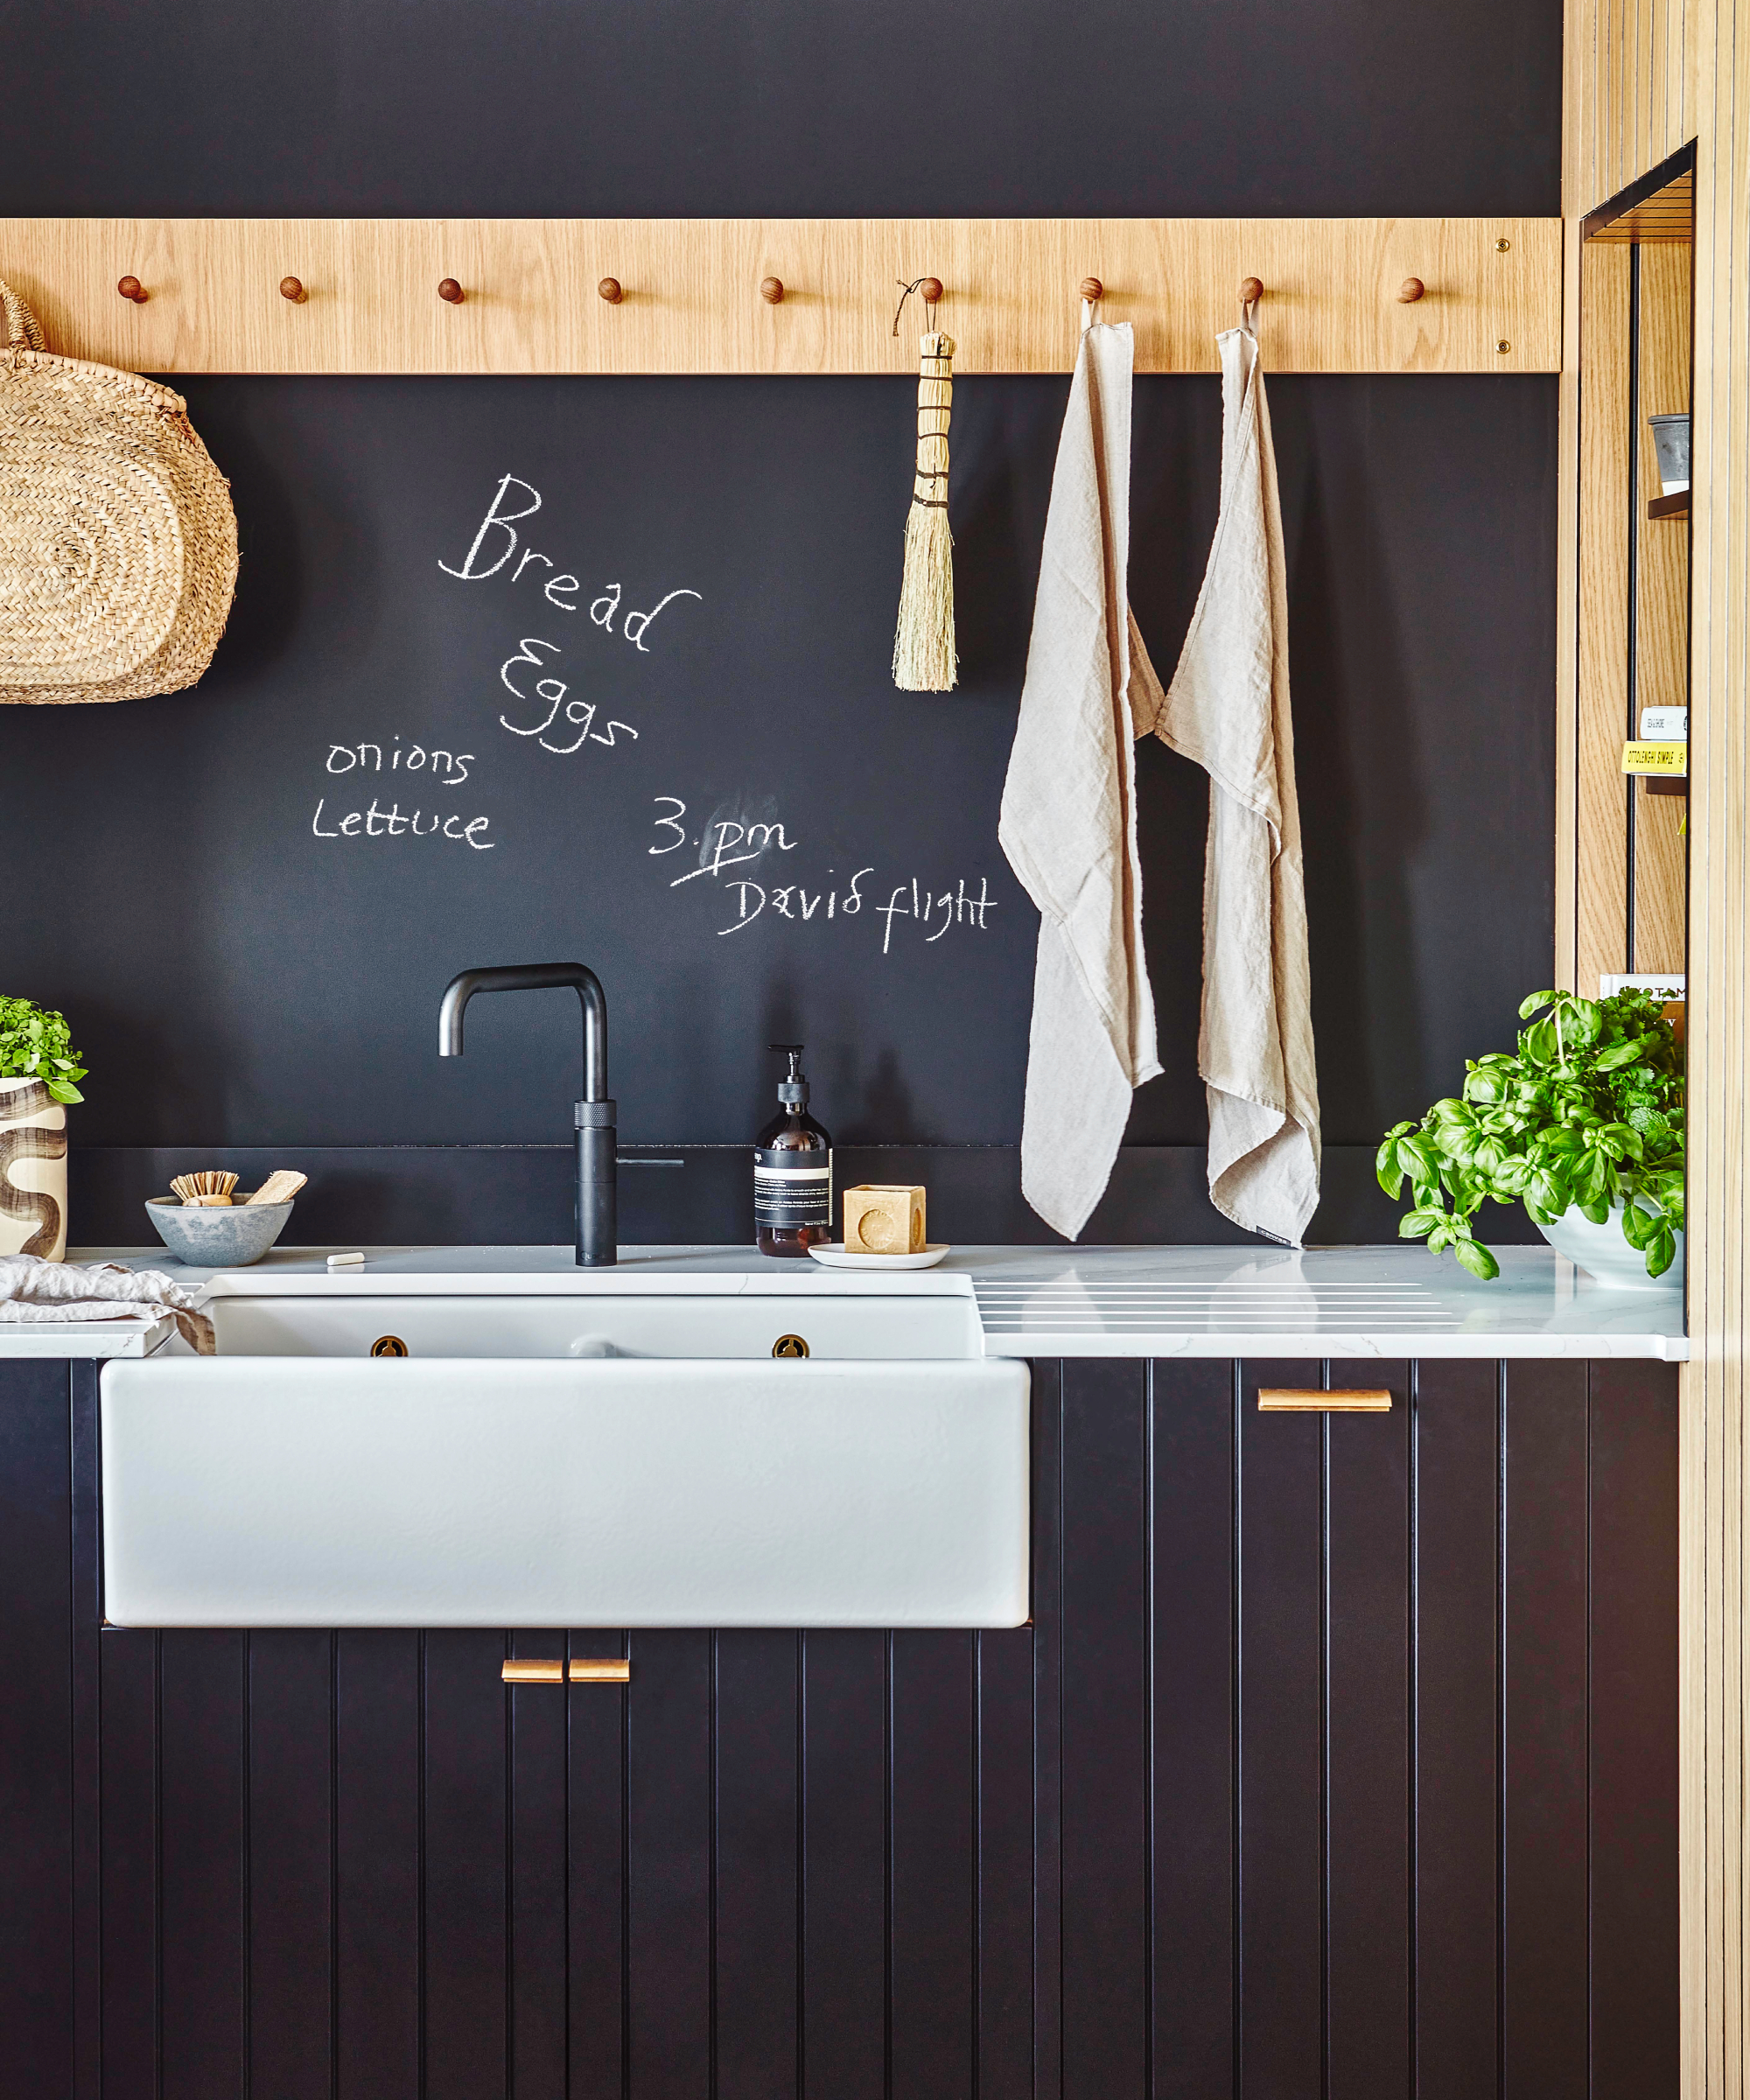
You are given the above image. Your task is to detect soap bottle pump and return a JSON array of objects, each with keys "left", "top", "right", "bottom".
[{"left": 754, "top": 1043, "right": 832, "bottom": 1257}]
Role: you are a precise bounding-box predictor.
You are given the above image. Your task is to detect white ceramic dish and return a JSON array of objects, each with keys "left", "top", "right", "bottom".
[{"left": 808, "top": 1242, "right": 951, "bottom": 1271}]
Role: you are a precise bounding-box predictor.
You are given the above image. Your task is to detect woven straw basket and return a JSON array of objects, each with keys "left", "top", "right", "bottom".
[{"left": 0, "top": 277, "right": 237, "bottom": 704}]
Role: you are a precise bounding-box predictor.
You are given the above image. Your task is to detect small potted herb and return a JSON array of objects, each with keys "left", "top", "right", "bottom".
[
  {"left": 1378, "top": 987, "right": 1684, "bottom": 1286},
  {"left": 0, "top": 995, "right": 87, "bottom": 1263}
]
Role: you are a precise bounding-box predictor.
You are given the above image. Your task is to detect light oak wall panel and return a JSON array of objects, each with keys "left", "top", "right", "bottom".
[
  {"left": 1634, "top": 242, "right": 1692, "bottom": 976},
  {"left": 0, "top": 217, "right": 1558, "bottom": 376},
  {"left": 1570, "top": 0, "right": 1694, "bottom": 209},
  {"left": 1576, "top": 241, "right": 1634, "bottom": 993},
  {"left": 1560, "top": 0, "right": 1693, "bottom": 986},
  {"left": 1564, "top": 5, "right": 1750, "bottom": 2097}
]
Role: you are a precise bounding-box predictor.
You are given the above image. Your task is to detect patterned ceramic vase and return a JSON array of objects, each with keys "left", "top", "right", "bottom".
[{"left": 0, "top": 1074, "right": 68, "bottom": 1261}]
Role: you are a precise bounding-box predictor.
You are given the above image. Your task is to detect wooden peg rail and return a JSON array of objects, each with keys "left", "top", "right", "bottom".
[{"left": 0, "top": 216, "right": 1559, "bottom": 374}]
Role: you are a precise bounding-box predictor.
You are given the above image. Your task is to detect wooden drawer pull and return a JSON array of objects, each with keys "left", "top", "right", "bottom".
[
  {"left": 570, "top": 1658, "right": 631, "bottom": 1684},
  {"left": 1258, "top": 1389, "right": 1392, "bottom": 1412},
  {"left": 502, "top": 1658, "right": 631, "bottom": 1685}
]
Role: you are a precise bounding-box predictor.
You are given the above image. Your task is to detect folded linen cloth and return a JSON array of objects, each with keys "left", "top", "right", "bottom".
[
  {"left": 0, "top": 1254, "right": 214, "bottom": 1353},
  {"left": 999, "top": 309, "right": 1161, "bottom": 1241},
  {"left": 1150, "top": 318, "right": 1320, "bottom": 1246}
]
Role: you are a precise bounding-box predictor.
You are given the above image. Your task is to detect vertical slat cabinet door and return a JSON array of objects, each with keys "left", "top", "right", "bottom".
[
  {"left": 1411, "top": 1361, "right": 1502, "bottom": 2100},
  {"left": 626, "top": 1630, "right": 712, "bottom": 2095},
  {"left": 248, "top": 1630, "right": 334, "bottom": 2100},
  {"left": 335, "top": 1631, "right": 421, "bottom": 2100},
  {"left": 1587, "top": 1361, "right": 1679, "bottom": 2100},
  {"left": 890, "top": 1630, "right": 977, "bottom": 2100},
  {"left": 1501, "top": 1361, "right": 1590, "bottom": 2099},
  {"left": 1324, "top": 1361, "right": 1413, "bottom": 2097},
  {"left": 569, "top": 1629, "right": 628, "bottom": 2100},
  {"left": 1058, "top": 1358, "right": 1149, "bottom": 2100},
  {"left": 1148, "top": 1359, "right": 1237, "bottom": 2100},
  {"left": 158, "top": 1631, "right": 248, "bottom": 2100},
  {"left": 0, "top": 1361, "right": 73, "bottom": 2097},
  {"left": 70, "top": 1363, "right": 102, "bottom": 2100},
  {"left": 99, "top": 1629, "right": 158, "bottom": 2100},
  {"left": 801, "top": 1630, "right": 888, "bottom": 2100},
  {"left": 713, "top": 1629, "right": 801, "bottom": 2100},
  {"left": 423, "top": 1630, "right": 509, "bottom": 2100},
  {"left": 975, "top": 1620, "right": 1034, "bottom": 2099},
  {"left": 1032, "top": 1362, "right": 1065, "bottom": 2099},
  {"left": 1236, "top": 1358, "right": 1325, "bottom": 2098},
  {"left": 509, "top": 1628, "right": 570, "bottom": 2100}
]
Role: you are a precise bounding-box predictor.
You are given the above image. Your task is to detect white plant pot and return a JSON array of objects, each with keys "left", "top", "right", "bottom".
[
  {"left": 1536, "top": 1201, "right": 1683, "bottom": 1291},
  {"left": 0, "top": 1074, "right": 68, "bottom": 1262}
]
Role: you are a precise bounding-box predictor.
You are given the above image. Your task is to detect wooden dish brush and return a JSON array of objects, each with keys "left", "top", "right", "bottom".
[{"left": 172, "top": 1170, "right": 239, "bottom": 1208}]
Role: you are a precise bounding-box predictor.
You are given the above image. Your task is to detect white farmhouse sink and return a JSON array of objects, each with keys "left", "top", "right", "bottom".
[{"left": 100, "top": 1279, "right": 1027, "bottom": 1630}]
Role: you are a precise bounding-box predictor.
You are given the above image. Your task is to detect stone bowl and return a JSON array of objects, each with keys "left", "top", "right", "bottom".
[{"left": 145, "top": 1197, "right": 294, "bottom": 1267}]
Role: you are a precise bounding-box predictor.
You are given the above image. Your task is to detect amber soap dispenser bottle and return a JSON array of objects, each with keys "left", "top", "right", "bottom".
[{"left": 754, "top": 1043, "right": 832, "bottom": 1257}]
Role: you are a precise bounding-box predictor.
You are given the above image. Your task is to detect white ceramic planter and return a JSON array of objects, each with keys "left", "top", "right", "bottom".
[
  {"left": 1536, "top": 1201, "right": 1684, "bottom": 1291},
  {"left": 0, "top": 1074, "right": 68, "bottom": 1262}
]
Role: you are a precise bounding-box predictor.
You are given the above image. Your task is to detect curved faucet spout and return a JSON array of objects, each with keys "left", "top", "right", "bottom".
[
  {"left": 437, "top": 962, "right": 615, "bottom": 1266},
  {"left": 438, "top": 962, "right": 607, "bottom": 1101}
]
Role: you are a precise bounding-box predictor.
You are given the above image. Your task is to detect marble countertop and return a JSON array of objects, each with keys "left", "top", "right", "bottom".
[{"left": 0, "top": 1242, "right": 1689, "bottom": 1361}]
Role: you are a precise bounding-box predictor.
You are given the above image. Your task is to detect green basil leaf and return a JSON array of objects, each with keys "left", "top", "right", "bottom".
[{"left": 1454, "top": 1239, "right": 1500, "bottom": 1282}]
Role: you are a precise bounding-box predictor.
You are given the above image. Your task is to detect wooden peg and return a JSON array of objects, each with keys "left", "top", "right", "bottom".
[
  {"left": 438, "top": 278, "right": 465, "bottom": 304},
  {"left": 116, "top": 276, "right": 147, "bottom": 304},
  {"left": 1080, "top": 276, "right": 1104, "bottom": 303},
  {"left": 279, "top": 276, "right": 306, "bottom": 304},
  {"left": 1396, "top": 276, "right": 1426, "bottom": 304},
  {"left": 760, "top": 276, "right": 785, "bottom": 304},
  {"left": 598, "top": 276, "right": 624, "bottom": 304},
  {"left": 1239, "top": 276, "right": 1264, "bottom": 306},
  {"left": 917, "top": 276, "right": 943, "bottom": 304}
]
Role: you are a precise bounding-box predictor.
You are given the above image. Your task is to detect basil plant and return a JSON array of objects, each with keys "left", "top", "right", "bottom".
[
  {"left": 0, "top": 994, "right": 88, "bottom": 1105},
  {"left": 1377, "top": 987, "right": 1684, "bottom": 1282}
]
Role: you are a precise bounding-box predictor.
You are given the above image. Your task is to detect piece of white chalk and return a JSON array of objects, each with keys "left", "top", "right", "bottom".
[{"left": 326, "top": 1251, "right": 365, "bottom": 1268}]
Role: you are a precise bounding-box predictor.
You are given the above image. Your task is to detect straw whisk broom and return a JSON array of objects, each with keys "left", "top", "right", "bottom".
[{"left": 892, "top": 312, "right": 958, "bottom": 693}]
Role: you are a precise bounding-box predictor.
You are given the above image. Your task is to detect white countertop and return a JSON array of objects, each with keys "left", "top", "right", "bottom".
[{"left": 0, "top": 1242, "right": 1687, "bottom": 1362}]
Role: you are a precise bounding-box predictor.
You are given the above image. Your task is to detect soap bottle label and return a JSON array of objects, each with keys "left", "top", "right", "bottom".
[{"left": 753, "top": 1149, "right": 833, "bottom": 1229}]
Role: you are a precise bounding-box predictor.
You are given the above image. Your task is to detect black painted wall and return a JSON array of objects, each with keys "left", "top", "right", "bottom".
[{"left": 0, "top": 2, "right": 1564, "bottom": 1242}]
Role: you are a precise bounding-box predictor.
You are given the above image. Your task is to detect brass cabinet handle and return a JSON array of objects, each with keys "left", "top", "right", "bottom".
[
  {"left": 1258, "top": 1388, "right": 1392, "bottom": 1412},
  {"left": 501, "top": 1658, "right": 631, "bottom": 1684}
]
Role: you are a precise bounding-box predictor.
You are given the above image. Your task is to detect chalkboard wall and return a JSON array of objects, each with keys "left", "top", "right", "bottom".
[{"left": 0, "top": 0, "right": 1563, "bottom": 1244}]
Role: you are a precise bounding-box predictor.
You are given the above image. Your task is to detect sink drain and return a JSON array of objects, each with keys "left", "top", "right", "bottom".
[
  {"left": 370, "top": 1334, "right": 409, "bottom": 1357},
  {"left": 772, "top": 1334, "right": 809, "bottom": 1359}
]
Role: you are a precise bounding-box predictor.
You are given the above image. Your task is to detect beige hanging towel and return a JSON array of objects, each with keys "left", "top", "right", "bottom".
[
  {"left": 999, "top": 312, "right": 1161, "bottom": 1241},
  {"left": 1153, "top": 319, "right": 1320, "bottom": 1245}
]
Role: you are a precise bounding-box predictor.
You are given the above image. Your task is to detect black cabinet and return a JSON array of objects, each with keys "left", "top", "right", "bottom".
[{"left": 1, "top": 1355, "right": 1677, "bottom": 2097}]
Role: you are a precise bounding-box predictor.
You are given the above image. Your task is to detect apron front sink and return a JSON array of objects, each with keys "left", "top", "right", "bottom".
[{"left": 99, "top": 1349, "right": 1029, "bottom": 1629}]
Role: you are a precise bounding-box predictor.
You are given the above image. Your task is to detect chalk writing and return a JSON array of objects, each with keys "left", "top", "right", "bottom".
[
  {"left": 312, "top": 738, "right": 494, "bottom": 848},
  {"left": 441, "top": 474, "right": 701, "bottom": 652},
  {"left": 651, "top": 798, "right": 996, "bottom": 947},
  {"left": 718, "top": 868, "right": 872, "bottom": 936},
  {"left": 312, "top": 799, "right": 495, "bottom": 848},
  {"left": 875, "top": 877, "right": 997, "bottom": 953},
  {"left": 326, "top": 738, "right": 474, "bottom": 785},
  {"left": 499, "top": 638, "right": 638, "bottom": 755}
]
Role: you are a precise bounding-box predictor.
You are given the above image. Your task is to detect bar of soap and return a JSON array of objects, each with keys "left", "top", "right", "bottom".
[{"left": 842, "top": 1184, "right": 926, "bottom": 1255}]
